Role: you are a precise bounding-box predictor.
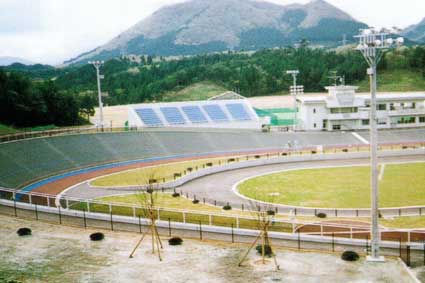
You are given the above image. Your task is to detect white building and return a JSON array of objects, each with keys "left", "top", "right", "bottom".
[{"left": 297, "top": 86, "right": 425, "bottom": 131}]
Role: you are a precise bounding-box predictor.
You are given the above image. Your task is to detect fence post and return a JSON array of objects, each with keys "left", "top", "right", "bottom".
[
  {"left": 29, "top": 194, "right": 32, "bottom": 205},
  {"left": 399, "top": 237, "right": 402, "bottom": 258},
  {"left": 47, "top": 196, "right": 50, "bottom": 207},
  {"left": 366, "top": 235, "right": 369, "bottom": 254},
  {"left": 83, "top": 209, "right": 87, "bottom": 228},
  {"left": 168, "top": 218, "right": 171, "bottom": 237},
  {"left": 332, "top": 232, "right": 335, "bottom": 252},
  {"left": 297, "top": 230, "right": 301, "bottom": 250},
  {"left": 182, "top": 212, "right": 186, "bottom": 223},
  {"left": 58, "top": 206, "right": 62, "bottom": 224},
  {"left": 199, "top": 221, "right": 203, "bottom": 240},
  {"left": 35, "top": 204, "right": 38, "bottom": 220},
  {"left": 157, "top": 208, "right": 160, "bottom": 221},
  {"left": 406, "top": 245, "right": 411, "bottom": 266},
  {"left": 209, "top": 214, "right": 212, "bottom": 226},
  {"left": 132, "top": 206, "right": 136, "bottom": 218},
  {"left": 231, "top": 223, "right": 234, "bottom": 243},
  {"left": 13, "top": 198, "right": 17, "bottom": 217},
  {"left": 138, "top": 215, "right": 142, "bottom": 234},
  {"left": 110, "top": 212, "right": 114, "bottom": 231},
  {"left": 87, "top": 201, "right": 90, "bottom": 213},
  {"left": 236, "top": 217, "right": 240, "bottom": 229}
]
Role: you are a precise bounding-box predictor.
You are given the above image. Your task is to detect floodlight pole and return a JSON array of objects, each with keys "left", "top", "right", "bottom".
[
  {"left": 286, "top": 70, "right": 299, "bottom": 131},
  {"left": 354, "top": 29, "right": 403, "bottom": 261},
  {"left": 89, "top": 61, "right": 105, "bottom": 130}
]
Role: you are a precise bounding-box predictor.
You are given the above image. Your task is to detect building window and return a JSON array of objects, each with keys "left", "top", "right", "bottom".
[
  {"left": 314, "top": 123, "right": 317, "bottom": 128},
  {"left": 362, "top": 119, "right": 369, "bottom": 126},
  {"left": 393, "top": 116, "right": 416, "bottom": 124},
  {"left": 389, "top": 103, "right": 395, "bottom": 111},
  {"left": 377, "top": 104, "right": 387, "bottom": 111},
  {"left": 330, "top": 107, "right": 358, "bottom": 114},
  {"left": 332, "top": 125, "right": 341, "bottom": 130},
  {"left": 323, "top": 120, "right": 327, "bottom": 129},
  {"left": 313, "top": 108, "right": 316, "bottom": 114},
  {"left": 419, "top": 117, "right": 425, "bottom": 123}
]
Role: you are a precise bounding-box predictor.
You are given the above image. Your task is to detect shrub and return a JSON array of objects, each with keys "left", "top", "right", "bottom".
[
  {"left": 146, "top": 188, "right": 154, "bottom": 194},
  {"left": 228, "top": 158, "right": 235, "bottom": 162},
  {"left": 17, "top": 228, "right": 31, "bottom": 236},
  {"left": 341, "top": 251, "right": 359, "bottom": 262},
  {"left": 223, "top": 204, "right": 232, "bottom": 210},
  {"left": 316, "top": 212, "right": 327, "bottom": 218},
  {"left": 267, "top": 210, "right": 275, "bottom": 216},
  {"left": 192, "top": 199, "right": 200, "bottom": 204},
  {"left": 90, "top": 232, "right": 105, "bottom": 241},
  {"left": 206, "top": 162, "right": 213, "bottom": 167},
  {"left": 254, "top": 155, "right": 261, "bottom": 159},
  {"left": 172, "top": 192, "right": 180, "bottom": 197},
  {"left": 311, "top": 150, "right": 317, "bottom": 154},
  {"left": 168, "top": 237, "right": 183, "bottom": 246},
  {"left": 342, "top": 149, "right": 348, "bottom": 152},
  {"left": 187, "top": 167, "right": 193, "bottom": 172},
  {"left": 281, "top": 152, "right": 287, "bottom": 156},
  {"left": 174, "top": 173, "right": 182, "bottom": 178},
  {"left": 256, "top": 244, "right": 273, "bottom": 257}
]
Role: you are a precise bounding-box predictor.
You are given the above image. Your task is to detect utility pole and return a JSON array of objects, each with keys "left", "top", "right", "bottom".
[
  {"left": 354, "top": 28, "right": 404, "bottom": 262},
  {"left": 286, "top": 70, "right": 303, "bottom": 131},
  {"left": 88, "top": 61, "right": 105, "bottom": 130}
]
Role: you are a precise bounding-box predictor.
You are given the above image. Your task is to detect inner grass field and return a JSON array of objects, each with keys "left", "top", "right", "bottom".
[
  {"left": 91, "top": 155, "right": 252, "bottom": 187},
  {"left": 237, "top": 162, "right": 425, "bottom": 209}
]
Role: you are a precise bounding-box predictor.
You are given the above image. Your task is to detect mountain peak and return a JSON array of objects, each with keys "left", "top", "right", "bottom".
[{"left": 65, "top": 0, "right": 365, "bottom": 65}]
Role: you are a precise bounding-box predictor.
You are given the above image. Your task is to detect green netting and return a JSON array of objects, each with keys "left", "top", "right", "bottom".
[{"left": 255, "top": 108, "right": 297, "bottom": 126}]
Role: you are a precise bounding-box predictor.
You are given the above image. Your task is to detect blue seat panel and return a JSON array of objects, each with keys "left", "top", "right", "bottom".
[
  {"left": 136, "top": 108, "right": 163, "bottom": 126},
  {"left": 160, "top": 107, "right": 186, "bottom": 125},
  {"left": 226, "top": 103, "right": 251, "bottom": 121},
  {"left": 202, "top": 104, "right": 229, "bottom": 122},
  {"left": 182, "top": 106, "right": 208, "bottom": 123}
]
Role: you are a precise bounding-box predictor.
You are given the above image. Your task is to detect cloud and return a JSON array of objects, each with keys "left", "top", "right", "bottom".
[{"left": 0, "top": 0, "right": 423, "bottom": 65}]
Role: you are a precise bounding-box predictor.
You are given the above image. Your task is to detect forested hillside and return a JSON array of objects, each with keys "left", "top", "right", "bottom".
[
  {"left": 1, "top": 46, "right": 424, "bottom": 129},
  {"left": 54, "top": 46, "right": 425, "bottom": 105}
]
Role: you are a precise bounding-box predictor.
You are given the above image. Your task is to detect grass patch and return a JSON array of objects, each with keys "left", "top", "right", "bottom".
[
  {"left": 381, "top": 216, "right": 425, "bottom": 229},
  {"left": 91, "top": 156, "right": 247, "bottom": 187},
  {"left": 356, "top": 69, "right": 425, "bottom": 92},
  {"left": 162, "top": 81, "right": 228, "bottom": 102},
  {"left": 237, "top": 162, "right": 425, "bottom": 209},
  {"left": 0, "top": 124, "right": 19, "bottom": 135}
]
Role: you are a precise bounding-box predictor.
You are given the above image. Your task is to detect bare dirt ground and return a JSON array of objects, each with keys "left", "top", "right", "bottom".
[{"left": 0, "top": 215, "right": 420, "bottom": 283}]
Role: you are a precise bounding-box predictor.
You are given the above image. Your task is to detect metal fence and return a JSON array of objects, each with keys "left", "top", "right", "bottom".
[{"left": 1, "top": 187, "right": 424, "bottom": 267}]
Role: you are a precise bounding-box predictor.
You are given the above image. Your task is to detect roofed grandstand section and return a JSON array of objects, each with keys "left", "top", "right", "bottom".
[{"left": 128, "top": 99, "right": 261, "bottom": 129}]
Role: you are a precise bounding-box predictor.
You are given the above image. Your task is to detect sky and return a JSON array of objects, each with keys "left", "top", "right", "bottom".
[{"left": 0, "top": 0, "right": 424, "bottom": 65}]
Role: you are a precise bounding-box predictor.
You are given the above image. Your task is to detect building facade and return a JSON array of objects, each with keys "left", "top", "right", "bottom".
[{"left": 297, "top": 86, "right": 425, "bottom": 131}]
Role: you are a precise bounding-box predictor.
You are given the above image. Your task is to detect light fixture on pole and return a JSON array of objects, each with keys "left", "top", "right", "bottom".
[
  {"left": 286, "top": 70, "right": 302, "bottom": 131},
  {"left": 354, "top": 28, "right": 403, "bottom": 262},
  {"left": 88, "top": 60, "right": 105, "bottom": 130}
]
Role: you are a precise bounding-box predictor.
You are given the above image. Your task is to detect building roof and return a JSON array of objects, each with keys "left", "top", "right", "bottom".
[{"left": 297, "top": 91, "right": 425, "bottom": 104}]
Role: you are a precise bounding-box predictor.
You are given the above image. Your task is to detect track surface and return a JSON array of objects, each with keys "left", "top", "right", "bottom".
[{"left": 65, "top": 155, "right": 424, "bottom": 207}]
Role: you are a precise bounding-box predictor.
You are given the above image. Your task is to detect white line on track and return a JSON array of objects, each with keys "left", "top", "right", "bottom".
[{"left": 352, "top": 132, "right": 369, "bottom": 144}]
